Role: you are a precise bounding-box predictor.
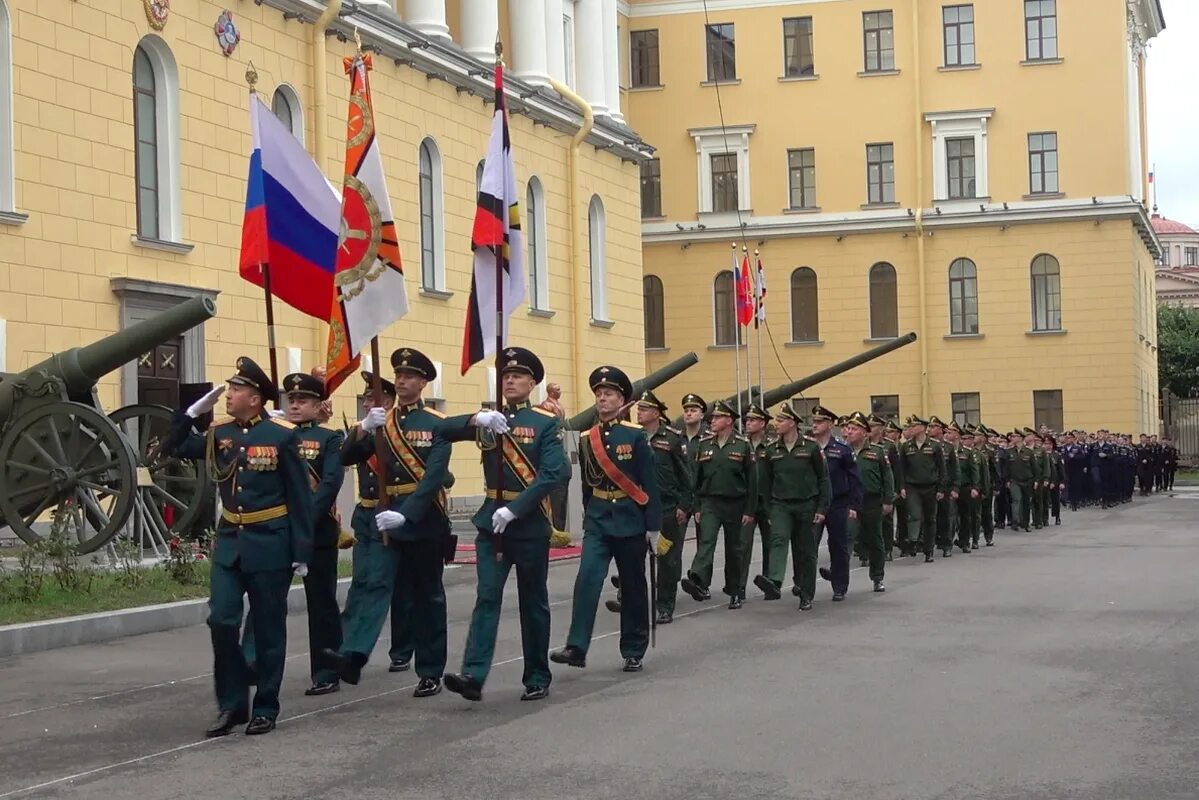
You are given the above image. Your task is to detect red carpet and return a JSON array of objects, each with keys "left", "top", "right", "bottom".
[{"left": 453, "top": 542, "right": 583, "bottom": 565}]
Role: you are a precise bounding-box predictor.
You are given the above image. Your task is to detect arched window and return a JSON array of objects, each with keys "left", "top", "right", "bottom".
[
  {"left": 790, "top": 267, "right": 819, "bottom": 342},
  {"left": 418, "top": 138, "right": 444, "bottom": 291},
  {"left": 713, "top": 270, "right": 736, "bottom": 346},
  {"left": 0, "top": 0, "right": 14, "bottom": 213},
  {"left": 132, "top": 36, "right": 180, "bottom": 242},
  {"left": 643, "top": 275, "right": 665, "bottom": 348},
  {"left": 1031, "top": 253, "right": 1062, "bottom": 331},
  {"left": 868, "top": 262, "right": 898, "bottom": 338},
  {"left": 948, "top": 257, "right": 978, "bottom": 334},
  {"left": 526, "top": 177, "right": 549, "bottom": 311},
  {"left": 588, "top": 195, "right": 608, "bottom": 321},
  {"left": 271, "top": 85, "right": 304, "bottom": 143}
]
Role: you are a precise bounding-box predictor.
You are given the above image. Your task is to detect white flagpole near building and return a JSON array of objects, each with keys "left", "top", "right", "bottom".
[{"left": 731, "top": 243, "right": 743, "bottom": 425}]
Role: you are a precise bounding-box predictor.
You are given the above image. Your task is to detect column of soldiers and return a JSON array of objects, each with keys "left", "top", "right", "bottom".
[{"left": 166, "top": 351, "right": 1164, "bottom": 738}]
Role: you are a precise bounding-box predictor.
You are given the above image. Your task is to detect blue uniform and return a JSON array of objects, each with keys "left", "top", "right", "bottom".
[
  {"left": 1062, "top": 442, "right": 1088, "bottom": 509},
  {"left": 817, "top": 437, "right": 863, "bottom": 596}
]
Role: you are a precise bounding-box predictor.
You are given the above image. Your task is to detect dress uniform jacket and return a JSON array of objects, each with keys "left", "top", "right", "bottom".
[{"left": 579, "top": 419, "right": 662, "bottom": 537}]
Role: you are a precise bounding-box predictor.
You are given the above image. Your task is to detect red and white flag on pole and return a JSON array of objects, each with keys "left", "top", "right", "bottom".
[{"left": 754, "top": 253, "right": 767, "bottom": 328}]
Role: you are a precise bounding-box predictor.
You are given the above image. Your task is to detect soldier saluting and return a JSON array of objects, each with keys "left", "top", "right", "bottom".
[
  {"left": 163, "top": 357, "right": 314, "bottom": 737},
  {"left": 552, "top": 366, "right": 662, "bottom": 673}
]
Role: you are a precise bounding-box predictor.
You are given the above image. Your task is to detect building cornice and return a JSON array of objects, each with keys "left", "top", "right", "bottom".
[
  {"left": 260, "top": 0, "right": 654, "bottom": 163},
  {"left": 644, "top": 196, "right": 1163, "bottom": 258},
  {"left": 628, "top": 0, "right": 841, "bottom": 17}
]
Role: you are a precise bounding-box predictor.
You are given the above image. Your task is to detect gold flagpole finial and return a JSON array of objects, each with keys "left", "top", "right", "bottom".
[
  {"left": 754, "top": 248, "right": 760, "bottom": 256},
  {"left": 730, "top": 242, "right": 736, "bottom": 250},
  {"left": 494, "top": 33, "right": 503, "bottom": 64},
  {"left": 353, "top": 26, "right": 363, "bottom": 53},
  {"left": 245, "top": 61, "right": 259, "bottom": 93}
]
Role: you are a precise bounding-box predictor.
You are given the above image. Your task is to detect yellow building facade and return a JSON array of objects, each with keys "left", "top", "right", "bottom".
[
  {"left": 0, "top": 0, "right": 650, "bottom": 497},
  {"left": 625, "top": 0, "right": 1164, "bottom": 433}
]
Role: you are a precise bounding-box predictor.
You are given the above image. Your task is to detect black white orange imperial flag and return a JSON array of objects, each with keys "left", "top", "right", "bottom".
[{"left": 461, "top": 61, "right": 526, "bottom": 375}]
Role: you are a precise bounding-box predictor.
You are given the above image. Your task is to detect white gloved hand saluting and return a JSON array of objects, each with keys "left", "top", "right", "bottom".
[
  {"left": 360, "top": 407, "right": 387, "bottom": 432},
  {"left": 186, "top": 386, "right": 225, "bottom": 418},
  {"left": 475, "top": 410, "right": 510, "bottom": 434},
  {"left": 375, "top": 510, "right": 406, "bottom": 531},
  {"left": 491, "top": 507, "right": 516, "bottom": 534},
  {"left": 292, "top": 562, "right": 308, "bottom": 578}
]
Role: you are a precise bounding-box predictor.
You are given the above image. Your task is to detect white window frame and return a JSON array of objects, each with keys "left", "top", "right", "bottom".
[
  {"left": 689, "top": 123, "right": 754, "bottom": 215},
  {"left": 924, "top": 108, "right": 993, "bottom": 204},
  {"left": 588, "top": 194, "right": 609, "bottom": 323},
  {"left": 418, "top": 137, "right": 446, "bottom": 292},
  {"left": 271, "top": 83, "right": 305, "bottom": 145},
  {"left": 526, "top": 176, "right": 550, "bottom": 311},
  {"left": 133, "top": 35, "right": 182, "bottom": 244},
  {"left": 0, "top": 0, "right": 14, "bottom": 213}
]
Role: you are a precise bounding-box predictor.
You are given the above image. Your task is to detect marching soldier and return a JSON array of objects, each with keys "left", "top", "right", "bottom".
[
  {"left": 994, "top": 430, "right": 1012, "bottom": 529},
  {"left": 636, "top": 390, "right": 693, "bottom": 624},
  {"left": 323, "top": 350, "right": 452, "bottom": 699},
  {"left": 680, "top": 399, "right": 757, "bottom": 610},
  {"left": 843, "top": 412, "right": 893, "bottom": 592},
  {"left": 1062, "top": 431, "right": 1088, "bottom": 511},
  {"left": 442, "top": 347, "right": 568, "bottom": 702},
  {"left": 1007, "top": 430, "right": 1035, "bottom": 532},
  {"left": 898, "top": 416, "right": 946, "bottom": 562},
  {"left": 1136, "top": 434, "right": 1154, "bottom": 497},
  {"left": 973, "top": 425, "right": 997, "bottom": 547},
  {"left": 740, "top": 404, "right": 773, "bottom": 597},
  {"left": 163, "top": 357, "right": 313, "bottom": 737},
  {"left": 1163, "top": 437, "right": 1179, "bottom": 491},
  {"left": 884, "top": 419, "right": 907, "bottom": 558},
  {"left": 927, "top": 416, "right": 960, "bottom": 558},
  {"left": 680, "top": 393, "right": 709, "bottom": 455},
  {"left": 1044, "top": 435, "right": 1065, "bottom": 525},
  {"left": 752, "top": 404, "right": 830, "bottom": 609},
  {"left": 813, "top": 406, "right": 862, "bottom": 601},
  {"left": 552, "top": 367, "right": 662, "bottom": 672},
  {"left": 950, "top": 422, "right": 979, "bottom": 554},
  {"left": 1028, "top": 429, "right": 1049, "bottom": 528}
]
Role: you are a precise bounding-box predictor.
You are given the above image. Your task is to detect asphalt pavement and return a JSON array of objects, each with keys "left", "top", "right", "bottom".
[{"left": 1, "top": 492, "right": 1197, "bottom": 799}]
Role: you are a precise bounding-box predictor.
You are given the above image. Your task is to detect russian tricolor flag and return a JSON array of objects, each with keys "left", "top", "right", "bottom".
[{"left": 240, "top": 95, "right": 341, "bottom": 320}]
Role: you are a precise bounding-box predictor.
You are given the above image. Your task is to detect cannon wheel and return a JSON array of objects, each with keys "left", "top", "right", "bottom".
[
  {"left": 0, "top": 401, "right": 137, "bottom": 554},
  {"left": 110, "top": 404, "right": 206, "bottom": 552}
]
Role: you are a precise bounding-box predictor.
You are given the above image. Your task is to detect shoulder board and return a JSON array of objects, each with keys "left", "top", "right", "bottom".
[
  {"left": 269, "top": 417, "right": 296, "bottom": 429},
  {"left": 420, "top": 407, "right": 446, "bottom": 419},
  {"left": 665, "top": 425, "right": 682, "bottom": 435},
  {"left": 734, "top": 435, "right": 749, "bottom": 442},
  {"left": 532, "top": 407, "right": 557, "bottom": 418},
  {"left": 619, "top": 420, "right": 643, "bottom": 430},
  {"left": 699, "top": 434, "right": 715, "bottom": 442},
  {"left": 212, "top": 416, "right": 234, "bottom": 427}
]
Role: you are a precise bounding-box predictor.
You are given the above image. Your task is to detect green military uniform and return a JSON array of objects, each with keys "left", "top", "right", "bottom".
[
  {"left": 885, "top": 419, "right": 906, "bottom": 559},
  {"left": 754, "top": 404, "right": 831, "bottom": 606},
  {"left": 739, "top": 405, "right": 773, "bottom": 596},
  {"left": 899, "top": 417, "right": 948, "bottom": 562},
  {"left": 1007, "top": 434, "right": 1036, "bottom": 531},
  {"left": 442, "top": 347, "right": 568, "bottom": 702},
  {"left": 556, "top": 367, "right": 661, "bottom": 670},
  {"left": 848, "top": 413, "right": 894, "bottom": 588},
  {"left": 164, "top": 357, "right": 313, "bottom": 734},
  {"left": 929, "top": 417, "right": 959, "bottom": 556},
  {"left": 331, "top": 350, "right": 453, "bottom": 696},
  {"left": 639, "top": 391, "right": 693, "bottom": 621},
  {"left": 976, "top": 427, "right": 998, "bottom": 546},
  {"left": 950, "top": 423, "right": 979, "bottom": 553},
  {"left": 681, "top": 400, "right": 757, "bottom": 609},
  {"left": 1030, "top": 432, "right": 1050, "bottom": 528}
]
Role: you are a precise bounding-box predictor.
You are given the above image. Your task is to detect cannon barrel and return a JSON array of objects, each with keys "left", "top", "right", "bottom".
[
  {"left": 758, "top": 332, "right": 918, "bottom": 410},
  {"left": 566, "top": 351, "right": 700, "bottom": 431}
]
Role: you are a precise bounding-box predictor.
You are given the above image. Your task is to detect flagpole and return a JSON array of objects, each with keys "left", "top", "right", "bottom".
[
  {"left": 731, "top": 243, "right": 743, "bottom": 428},
  {"left": 368, "top": 336, "right": 392, "bottom": 549},
  {"left": 742, "top": 245, "right": 753, "bottom": 414},
  {"left": 492, "top": 38, "right": 506, "bottom": 562},
  {"left": 245, "top": 62, "right": 281, "bottom": 408},
  {"left": 755, "top": 249, "right": 765, "bottom": 407}
]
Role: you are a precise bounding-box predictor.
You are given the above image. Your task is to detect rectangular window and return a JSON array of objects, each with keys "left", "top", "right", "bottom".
[
  {"left": 640, "top": 158, "right": 662, "bottom": 218},
  {"left": 563, "top": 14, "right": 576, "bottom": 88},
  {"left": 862, "top": 10, "right": 895, "bottom": 73},
  {"left": 946, "top": 137, "right": 976, "bottom": 199},
  {"left": 1025, "top": 0, "right": 1058, "bottom": 61},
  {"left": 951, "top": 392, "right": 981, "bottom": 426},
  {"left": 782, "top": 17, "right": 814, "bottom": 77},
  {"left": 871, "top": 394, "right": 900, "bottom": 421},
  {"left": 630, "top": 29, "right": 660, "bottom": 88},
  {"left": 866, "top": 143, "right": 895, "bottom": 205},
  {"left": 710, "top": 152, "right": 739, "bottom": 213},
  {"left": 943, "top": 5, "right": 975, "bottom": 66},
  {"left": 706, "top": 23, "right": 736, "bottom": 82},
  {"left": 1033, "top": 389, "right": 1063, "bottom": 432},
  {"left": 1186, "top": 247, "right": 1198, "bottom": 266},
  {"left": 792, "top": 396, "right": 820, "bottom": 420},
  {"left": 787, "top": 148, "right": 816, "bottom": 209},
  {"left": 1028, "top": 132, "right": 1058, "bottom": 194}
]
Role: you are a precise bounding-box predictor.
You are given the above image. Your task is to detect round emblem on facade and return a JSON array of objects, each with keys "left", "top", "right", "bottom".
[
  {"left": 215, "top": 11, "right": 240, "bottom": 56},
  {"left": 143, "top": 0, "right": 170, "bottom": 30}
]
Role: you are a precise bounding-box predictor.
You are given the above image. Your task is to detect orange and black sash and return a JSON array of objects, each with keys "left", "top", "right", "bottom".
[
  {"left": 383, "top": 412, "right": 447, "bottom": 515},
  {"left": 586, "top": 426, "right": 649, "bottom": 506},
  {"left": 500, "top": 433, "right": 553, "bottom": 523}
]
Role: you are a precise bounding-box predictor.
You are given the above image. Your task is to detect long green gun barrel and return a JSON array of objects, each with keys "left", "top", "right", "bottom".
[
  {"left": 566, "top": 351, "right": 700, "bottom": 431},
  {"left": 758, "top": 332, "right": 918, "bottom": 410}
]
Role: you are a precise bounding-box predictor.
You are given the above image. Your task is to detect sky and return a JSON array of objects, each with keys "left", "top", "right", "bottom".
[{"left": 1147, "top": 0, "right": 1198, "bottom": 226}]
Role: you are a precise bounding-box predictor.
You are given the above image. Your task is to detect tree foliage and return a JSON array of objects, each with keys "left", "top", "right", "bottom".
[{"left": 1157, "top": 303, "right": 1199, "bottom": 398}]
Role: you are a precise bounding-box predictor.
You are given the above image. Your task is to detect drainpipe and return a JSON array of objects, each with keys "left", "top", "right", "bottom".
[
  {"left": 549, "top": 78, "right": 594, "bottom": 410},
  {"left": 312, "top": 0, "right": 341, "bottom": 363},
  {"left": 911, "top": 0, "right": 929, "bottom": 416}
]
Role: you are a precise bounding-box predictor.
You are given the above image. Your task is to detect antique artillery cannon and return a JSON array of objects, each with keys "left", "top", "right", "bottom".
[
  {"left": 566, "top": 351, "right": 701, "bottom": 432},
  {"left": 0, "top": 296, "right": 217, "bottom": 554}
]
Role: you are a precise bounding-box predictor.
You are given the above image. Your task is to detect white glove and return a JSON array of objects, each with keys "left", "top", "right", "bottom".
[
  {"left": 268, "top": 409, "right": 286, "bottom": 419},
  {"left": 360, "top": 407, "right": 387, "bottom": 432},
  {"left": 375, "top": 510, "right": 406, "bottom": 531},
  {"left": 186, "top": 386, "right": 225, "bottom": 418},
  {"left": 475, "top": 410, "right": 510, "bottom": 434},
  {"left": 491, "top": 507, "right": 516, "bottom": 534},
  {"left": 647, "top": 530, "right": 662, "bottom": 552},
  {"left": 292, "top": 562, "right": 308, "bottom": 578}
]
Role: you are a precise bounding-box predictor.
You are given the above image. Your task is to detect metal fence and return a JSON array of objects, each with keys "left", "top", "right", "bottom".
[{"left": 1162, "top": 395, "right": 1199, "bottom": 465}]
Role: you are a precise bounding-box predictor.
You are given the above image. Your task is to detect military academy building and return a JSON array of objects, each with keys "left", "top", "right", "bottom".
[
  {"left": 627, "top": 0, "right": 1164, "bottom": 434},
  {"left": 0, "top": 0, "right": 651, "bottom": 498}
]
